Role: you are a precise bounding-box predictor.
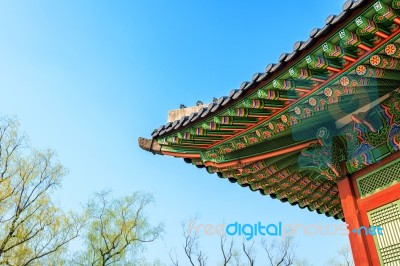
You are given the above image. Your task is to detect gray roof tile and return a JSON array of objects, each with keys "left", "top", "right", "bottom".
[
  {"left": 309, "top": 28, "right": 320, "bottom": 38},
  {"left": 286, "top": 51, "right": 299, "bottom": 62},
  {"left": 149, "top": 0, "right": 373, "bottom": 138},
  {"left": 279, "top": 53, "right": 289, "bottom": 62},
  {"left": 240, "top": 81, "right": 249, "bottom": 90},
  {"left": 201, "top": 104, "right": 214, "bottom": 117},
  {"left": 265, "top": 63, "right": 275, "bottom": 73},
  {"left": 229, "top": 89, "right": 239, "bottom": 97},
  {"left": 256, "top": 72, "right": 269, "bottom": 82},
  {"left": 293, "top": 41, "right": 304, "bottom": 51},
  {"left": 333, "top": 11, "right": 348, "bottom": 23},
  {"left": 301, "top": 38, "right": 313, "bottom": 50},
  {"left": 222, "top": 96, "right": 231, "bottom": 106},
  {"left": 342, "top": 0, "right": 354, "bottom": 11},
  {"left": 325, "top": 15, "right": 336, "bottom": 25},
  {"left": 232, "top": 89, "right": 244, "bottom": 99},
  {"left": 315, "top": 24, "right": 332, "bottom": 38},
  {"left": 271, "top": 62, "right": 282, "bottom": 72},
  {"left": 252, "top": 72, "right": 262, "bottom": 81}
]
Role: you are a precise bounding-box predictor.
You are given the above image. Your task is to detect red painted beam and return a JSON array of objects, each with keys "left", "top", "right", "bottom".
[{"left": 204, "top": 140, "right": 318, "bottom": 168}]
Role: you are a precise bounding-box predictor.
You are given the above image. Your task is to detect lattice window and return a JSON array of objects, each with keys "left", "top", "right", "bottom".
[
  {"left": 368, "top": 200, "right": 400, "bottom": 266},
  {"left": 357, "top": 159, "right": 400, "bottom": 198}
]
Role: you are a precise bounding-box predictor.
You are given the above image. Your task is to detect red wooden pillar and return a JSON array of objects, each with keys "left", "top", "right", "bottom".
[
  {"left": 337, "top": 176, "right": 374, "bottom": 266},
  {"left": 338, "top": 152, "right": 400, "bottom": 266}
]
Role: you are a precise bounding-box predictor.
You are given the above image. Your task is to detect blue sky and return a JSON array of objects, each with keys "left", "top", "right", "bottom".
[{"left": 0, "top": 1, "right": 350, "bottom": 264}]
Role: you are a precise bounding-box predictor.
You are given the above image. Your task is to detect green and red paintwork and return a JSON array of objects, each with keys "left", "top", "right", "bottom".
[{"left": 139, "top": 1, "right": 400, "bottom": 265}]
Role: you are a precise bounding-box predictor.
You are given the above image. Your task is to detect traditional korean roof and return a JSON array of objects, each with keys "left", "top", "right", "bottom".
[{"left": 139, "top": 0, "right": 400, "bottom": 220}]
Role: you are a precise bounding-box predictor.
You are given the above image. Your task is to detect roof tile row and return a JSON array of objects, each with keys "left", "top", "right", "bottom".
[{"left": 151, "top": 0, "right": 369, "bottom": 139}]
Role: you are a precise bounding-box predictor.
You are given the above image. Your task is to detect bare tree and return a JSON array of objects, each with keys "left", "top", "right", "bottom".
[
  {"left": 294, "top": 258, "right": 313, "bottom": 266},
  {"left": 75, "top": 191, "right": 163, "bottom": 266},
  {"left": 242, "top": 239, "right": 256, "bottom": 266},
  {"left": 171, "top": 217, "right": 303, "bottom": 266},
  {"left": 0, "top": 117, "right": 84, "bottom": 265},
  {"left": 181, "top": 218, "right": 207, "bottom": 266},
  {"left": 328, "top": 245, "right": 354, "bottom": 266},
  {"left": 261, "top": 236, "right": 296, "bottom": 266},
  {"left": 232, "top": 248, "right": 242, "bottom": 266},
  {"left": 169, "top": 248, "right": 179, "bottom": 266},
  {"left": 220, "top": 235, "right": 234, "bottom": 266}
]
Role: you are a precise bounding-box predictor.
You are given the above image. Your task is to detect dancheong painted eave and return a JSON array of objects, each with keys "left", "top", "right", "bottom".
[{"left": 139, "top": 0, "right": 400, "bottom": 220}]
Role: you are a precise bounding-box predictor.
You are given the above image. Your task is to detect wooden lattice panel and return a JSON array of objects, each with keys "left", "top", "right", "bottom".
[
  {"left": 368, "top": 200, "right": 400, "bottom": 266},
  {"left": 357, "top": 159, "right": 400, "bottom": 198}
]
